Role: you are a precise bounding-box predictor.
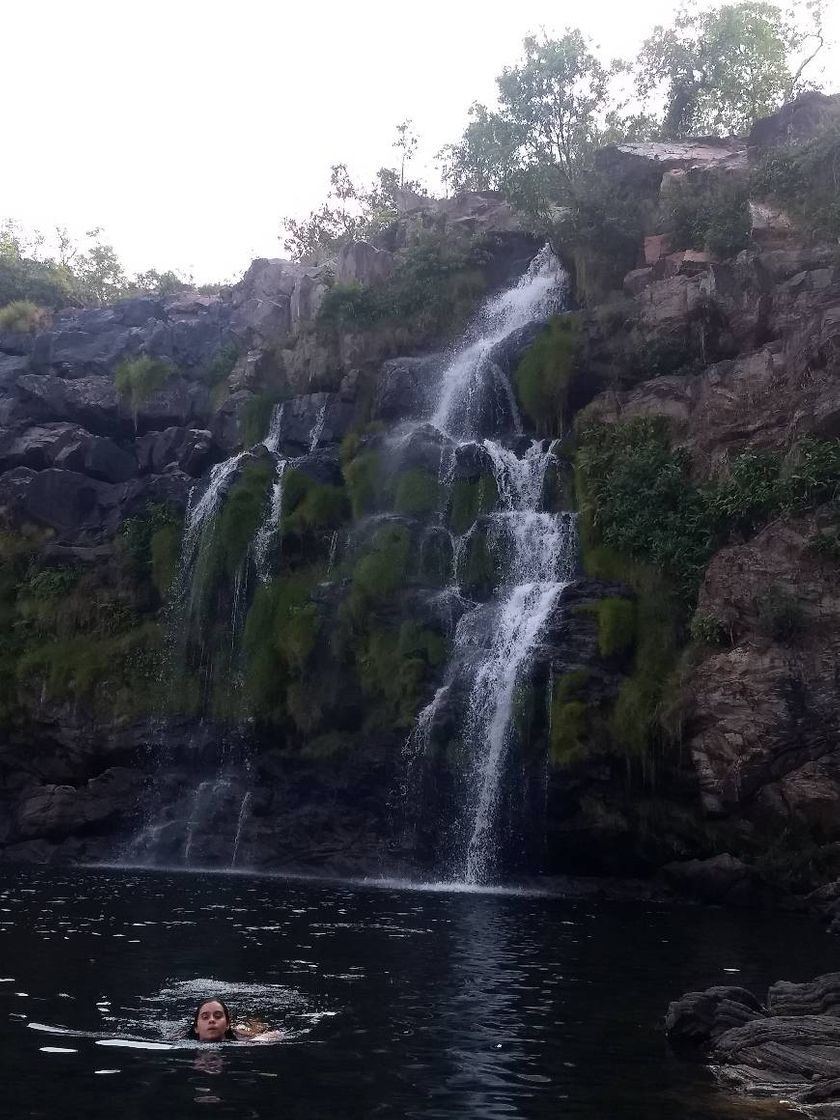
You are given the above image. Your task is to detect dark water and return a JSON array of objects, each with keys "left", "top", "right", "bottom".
[{"left": 0, "top": 866, "right": 832, "bottom": 1119}]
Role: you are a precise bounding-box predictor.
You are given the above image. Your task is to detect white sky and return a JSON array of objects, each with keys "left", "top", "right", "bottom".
[{"left": 2, "top": 0, "right": 837, "bottom": 283}]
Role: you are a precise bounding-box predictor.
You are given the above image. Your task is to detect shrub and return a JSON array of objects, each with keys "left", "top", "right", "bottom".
[
  {"left": 665, "top": 175, "right": 751, "bottom": 257},
  {"left": 515, "top": 315, "right": 579, "bottom": 436},
  {"left": 120, "top": 503, "right": 182, "bottom": 595},
  {"left": 0, "top": 299, "right": 48, "bottom": 333},
  {"left": 316, "top": 282, "right": 384, "bottom": 334},
  {"left": 689, "top": 610, "right": 728, "bottom": 646},
  {"left": 751, "top": 125, "right": 840, "bottom": 240},
  {"left": 114, "top": 355, "right": 174, "bottom": 422},
  {"left": 549, "top": 669, "right": 591, "bottom": 767},
  {"left": 203, "top": 342, "right": 239, "bottom": 386}
]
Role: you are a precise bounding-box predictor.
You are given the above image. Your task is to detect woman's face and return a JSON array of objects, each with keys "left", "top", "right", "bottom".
[{"left": 195, "top": 1001, "right": 229, "bottom": 1041}]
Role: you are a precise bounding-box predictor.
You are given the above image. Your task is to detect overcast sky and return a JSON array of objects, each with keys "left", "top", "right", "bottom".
[{"left": 3, "top": 0, "right": 837, "bottom": 282}]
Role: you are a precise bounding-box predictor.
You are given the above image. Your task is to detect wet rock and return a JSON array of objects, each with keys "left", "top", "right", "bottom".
[
  {"left": 768, "top": 973, "right": 840, "bottom": 1018},
  {"left": 665, "top": 986, "right": 764, "bottom": 1049},
  {"left": 289, "top": 446, "right": 343, "bottom": 488},
  {"left": 14, "top": 767, "right": 142, "bottom": 840},
  {"left": 271, "top": 392, "right": 356, "bottom": 456},
  {"left": 374, "top": 355, "right": 441, "bottom": 422}
]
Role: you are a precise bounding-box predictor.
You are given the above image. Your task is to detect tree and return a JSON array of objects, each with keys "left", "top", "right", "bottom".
[
  {"left": 440, "top": 31, "right": 613, "bottom": 216},
  {"left": 636, "top": 1, "right": 825, "bottom": 137},
  {"left": 393, "top": 119, "right": 418, "bottom": 189}
]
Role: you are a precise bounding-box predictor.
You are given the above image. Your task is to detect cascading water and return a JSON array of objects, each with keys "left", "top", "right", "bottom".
[{"left": 400, "top": 245, "right": 577, "bottom": 884}]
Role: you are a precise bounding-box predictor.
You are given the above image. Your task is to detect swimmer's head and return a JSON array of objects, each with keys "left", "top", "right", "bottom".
[{"left": 189, "top": 998, "right": 235, "bottom": 1042}]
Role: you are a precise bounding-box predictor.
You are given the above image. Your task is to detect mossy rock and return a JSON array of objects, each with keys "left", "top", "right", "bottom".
[
  {"left": 448, "top": 475, "right": 499, "bottom": 535},
  {"left": 393, "top": 469, "right": 441, "bottom": 518},
  {"left": 549, "top": 669, "right": 592, "bottom": 767},
  {"left": 216, "top": 460, "right": 274, "bottom": 576},
  {"left": 515, "top": 315, "right": 579, "bottom": 436},
  {"left": 343, "top": 449, "right": 384, "bottom": 519},
  {"left": 350, "top": 524, "right": 411, "bottom": 614},
  {"left": 282, "top": 469, "right": 350, "bottom": 533},
  {"left": 456, "top": 524, "right": 501, "bottom": 599}
]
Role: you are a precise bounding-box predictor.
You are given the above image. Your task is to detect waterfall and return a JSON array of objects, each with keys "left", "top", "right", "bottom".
[
  {"left": 431, "top": 246, "right": 566, "bottom": 440},
  {"left": 230, "top": 791, "right": 252, "bottom": 868},
  {"left": 308, "top": 398, "right": 328, "bottom": 451},
  {"left": 399, "top": 245, "right": 575, "bottom": 884}
]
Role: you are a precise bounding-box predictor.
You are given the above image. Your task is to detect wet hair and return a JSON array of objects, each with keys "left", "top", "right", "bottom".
[{"left": 188, "top": 997, "right": 236, "bottom": 1041}]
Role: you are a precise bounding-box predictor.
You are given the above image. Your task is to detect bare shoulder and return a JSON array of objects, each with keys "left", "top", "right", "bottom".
[{"left": 235, "top": 1019, "right": 285, "bottom": 1042}]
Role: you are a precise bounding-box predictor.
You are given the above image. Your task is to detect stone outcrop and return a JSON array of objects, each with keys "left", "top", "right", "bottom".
[{"left": 667, "top": 972, "right": 840, "bottom": 1118}]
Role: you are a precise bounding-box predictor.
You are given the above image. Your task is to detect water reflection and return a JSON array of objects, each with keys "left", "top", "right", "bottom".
[{"left": 0, "top": 866, "right": 833, "bottom": 1120}]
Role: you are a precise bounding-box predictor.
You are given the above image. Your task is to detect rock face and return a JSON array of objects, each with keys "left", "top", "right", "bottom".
[{"left": 667, "top": 973, "right": 840, "bottom": 1118}]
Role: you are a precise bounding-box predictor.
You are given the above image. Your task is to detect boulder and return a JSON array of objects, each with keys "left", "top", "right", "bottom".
[
  {"left": 374, "top": 355, "right": 441, "bottom": 422},
  {"left": 749, "top": 91, "right": 840, "bottom": 151},
  {"left": 0, "top": 423, "right": 136, "bottom": 481},
  {"left": 135, "top": 427, "right": 220, "bottom": 477},
  {"left": 662, "top": 854, "right": 777, "bottom": 907},
  {"left": 269, "top": 392, "right": 356, "bottom": 456},
  {"left": 334, "top": 240, "right": 394, "bottom": 286},
  {"left": 14, "top": 767, "right": 141, "bottom": 840},
  {"left": 665, "top": 986, "right": 764, "bottom": 1049}
]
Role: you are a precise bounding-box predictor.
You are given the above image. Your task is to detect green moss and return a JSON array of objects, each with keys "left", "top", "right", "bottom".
[
  {"left": 216, "top": 461, "right": 274, "bottom": 576},
  {"left": 354, "top": 620, "right": 447, "bottom": 729},
  {"left": 343, "top": 450, "right": 384, "bottom": 519},
  {"left": 300, "top": 731, "right": 355, "bottom": 760},
  {"left": 350, "top": 525, "right": 410, "bottom": 613},
  {"left": 241, "top": 570, "right": 323, "bottom": 720},
  {"left": 393, "top": 469, "right": 440, "bottom": 517},
  {"left": 549, "top": 669, "right": 591, "bottom": 767},
  {"left": 114, "top": 356, "right": 174, "bottom": 422},
  {"left": 515, "top": 315, "right": 579, "bottom": 436},
  {"left": 239, "top": 391, "right": 286, "bottom": 447},
  {"left": 448, "top": 476, "right": 499, "bottom": 535},
  {"left": 282, "top": 469, "right": 350, "bottom": 533},
  {"left": 594, "top": 597, "right": 636, "bottom": 658},
  {"left": 17, "top": 622, "right": 163, "bottom": 718},
  {"left": 457, "top": 527, "right": 500, "bottom": 598}
]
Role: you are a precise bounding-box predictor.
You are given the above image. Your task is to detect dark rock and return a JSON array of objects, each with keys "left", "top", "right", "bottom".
[
  {"left": 0, "top": 466, "right": 121, "bottom": 535},
  {"left": 270, "top": 392, "right": 356, "bottom": 456},
  {"left": 662, "top": 854, "right": 777, "bottom": 908},
  {"left": 393, "top": 423, "right": 452, "bottom": 474},
  {"left": 0, "top": 421, "right": 137, "bottom": 483},
  {"left": 136, "top": 427, "right": 220, "bottom": 477},
  {"left": 665, "top": 986, "right": 764, "bottom": 1049},
  {"left": 749, "top": 91, "right": 840, "bottom": 151},
  {"left": 289, "top": 446, "right": 343, "bottom": 488},
  {"left": 334, "top": 240, "right": 394, "bottom": 286},
  {"left": 374, "top": 355, "right": 441, "bottom": 422},
  {"left": 768, "top": 973, "right": 840, "bottom": 1018}
]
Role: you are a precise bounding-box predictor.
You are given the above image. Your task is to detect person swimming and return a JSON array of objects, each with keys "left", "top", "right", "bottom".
[{"left": 188, "top": 998, "right": 283, "bottom": 1043}]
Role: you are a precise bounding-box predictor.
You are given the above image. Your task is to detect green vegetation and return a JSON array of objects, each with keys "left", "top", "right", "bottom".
[
  {"left": 282, "top": 470, "right": 350, "bottom": 534},
  {"left": 349, "top": 525, "right": 411, "bottom": 614},
  {"left": 393, "top": 470, "right": 441, "bottom": 518},
  {"left": 549, "top": 669, "right": 592, "bottom": 766},
  {"left": 448, "top": 476, "right": 499, "bottom": 535},
  {"left": 666, "top": 176, "right": 751, "bottom": 257},
  {"left": 515, "top": 316, "right": 580, "bottom": 435},
  {"left": 343, "top": 447, "right": 384, "bottom": 518},
  {"left": 239, "top": 390, "right": 286, "bottom": 448},
  {"left": 216, "top": 461, "right": 274, "bottom": 577},
  {"left": 315, "top": 233, "right": 489, "bottom": 342},
  {"left": 114, "top": 356, "right": 175, "bottom": 423},
  {"left": 689, "top": 610, "right": 728, "bottom": 645},
  {"left": 752, "top": 124, "right": 840, "bottom": 239},
  {"left": 592, "top": 597, "right": 637, "bottom": 658},
  {"left": 0, "top": 299, "right": 48, "bottom": 333},
  {"left": 242, "top": 571, "right": 322, "bottom": 722},
  {"left": 356, "top": 621, "right": 448, "bottom": 728},
  {"left": 0, "top": 219, "right": 210, "bottom": 310},
  {"left": 120, "top": 503, "right": 183, "bottom": 600},
  {"left": 457, "top": 527, "right": 500, "bottom": 598}
]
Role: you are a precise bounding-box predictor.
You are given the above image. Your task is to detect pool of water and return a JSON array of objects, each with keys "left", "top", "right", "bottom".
[{"left": 0, "top": 864, "right": 832, "bottom": 1119}]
